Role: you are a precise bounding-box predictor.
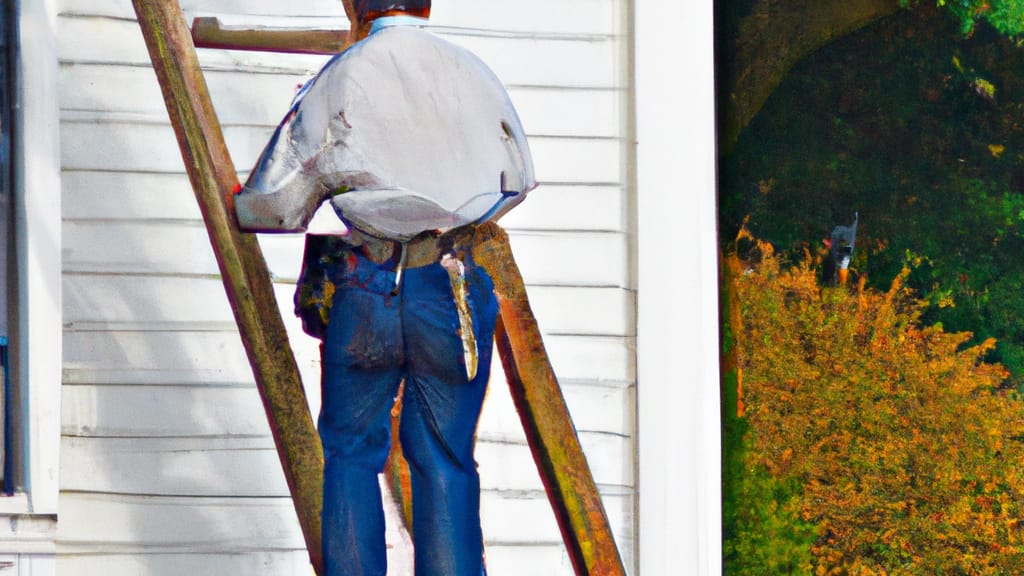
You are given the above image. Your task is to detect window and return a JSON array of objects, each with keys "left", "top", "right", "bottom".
[
  {"left": 0, "top": 0, "right": 61, "bottom": 569},
  {"left": 5, "top": 0, "right": 61, "bottom": 517}
]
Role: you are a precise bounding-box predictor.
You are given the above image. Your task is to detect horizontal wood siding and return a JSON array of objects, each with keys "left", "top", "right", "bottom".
[{"left": 57, "top": 0, "right": 634, "bottom": 574}]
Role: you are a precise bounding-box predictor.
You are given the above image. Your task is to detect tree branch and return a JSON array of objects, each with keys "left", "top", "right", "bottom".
[{"left": 720, "top": 0, "right": 903, "bottom": 151}]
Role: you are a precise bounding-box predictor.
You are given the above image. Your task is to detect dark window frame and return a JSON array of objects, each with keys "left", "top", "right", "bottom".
[{"left": 0, "top": 0, "right": 17, "bottom": 496}]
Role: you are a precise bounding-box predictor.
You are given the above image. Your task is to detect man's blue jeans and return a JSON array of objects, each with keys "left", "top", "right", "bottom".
[{"left": 319, "top": 246, "right": 497, "bottom": 576}]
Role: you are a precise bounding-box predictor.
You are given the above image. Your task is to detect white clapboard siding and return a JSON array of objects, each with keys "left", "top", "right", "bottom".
[
  {"left": 61, "top": 384, "right": 272, "bottom": 438},
  {"left": 477, "top": 435, "right": 634, "bottom": 491},
  {"left": 62, "top": 219, "right": 628, "bottom": 287},
  {"left": 62, "top": 329, "right": 281, "bottom": 387},
  {"left": 62, "top": 270, "right": 631, "bottom": 383},
  {"left": 58, "top": 508, "right": 405, "bottom": 569},
  {"left": 57, "top": 16, "right": 622, "bottom": 90},
  {"left": 478, "top": 377, "right": 635, "bottom": 441},
  {"left": 58, "top": 492, "right": 307, "bottom": 552},
  {"left": 64, "top": 325, "right": 630, "bottom": 387},
  {"left": 61, "top": 171, "right": 203, "bottom": 221},
  {"left": 57, "top": 490, "right": 627, "bottom": 556},
  {"left": 481, "top": 490, "right": 633, "bottom": 550},
  {"left": 60, "top": 0, "right": 623, "bottom": 37},
  {"left": 57, "top": 0, "right": 635, "bottom": 573},
  {"left": 60, "top": 434, "right": 629, "bottom": 497},
  {"left": 60, "top": 121, "right": 624, "bottom": 187},
  {"left": 64, "top": 274, "right": 633, "bottom": 336},
  {"left": 496, "top": 185, "right": 629, "bottom": 233},
  {"left": 484, "top": 545, "right": 575, "bottom": 576},
  {"left": 57, "top": 552, "right": 317, "bottom": 576},
  {"left": 62, "top": 378, "right": 633, "bottom": 443},
  {"left": 61, "top": 436, "right": 290, "bottom": 497},
  {"left": 61, "top": 169, "right": 626, "bottom": 233},
  {"left": 62, "top": 63, "right": 625, "bottom": 140}
]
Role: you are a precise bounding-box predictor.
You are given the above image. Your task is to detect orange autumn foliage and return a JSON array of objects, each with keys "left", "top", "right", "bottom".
[{"left": 731, "top": 241, "right": 1024, "bottom": 574}]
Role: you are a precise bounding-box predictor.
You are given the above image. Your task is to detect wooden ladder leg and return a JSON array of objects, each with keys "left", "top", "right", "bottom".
[
  {"left": 131, "top": 1, "right": 325, "bottom": 572},
  {"left": 473, "top": 223, "right": 627, "bottom": 576}
]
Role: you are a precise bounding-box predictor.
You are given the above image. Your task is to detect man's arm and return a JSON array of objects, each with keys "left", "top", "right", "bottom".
[{"left": 234, "top": 85, "right": 334, "bottom": 232}]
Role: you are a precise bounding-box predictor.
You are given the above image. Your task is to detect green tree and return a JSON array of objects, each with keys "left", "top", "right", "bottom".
[
  {"left": 719, "top": 0, "right": 1024, "bottom": 150},
  {"left": 903, "top": 0, "right": 1024, "bottom": 35},
  {"left": 719, "top": 3, "right": 1024, "bottom": 383}
]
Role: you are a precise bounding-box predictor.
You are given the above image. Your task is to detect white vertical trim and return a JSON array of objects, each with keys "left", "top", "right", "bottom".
[
  {"left": 634, "top": 0, "right": 721, "bottom": 574},
  {"left": 19, "top": 554, "right": 56, "bottom": 576},
  {"left": 16, "top": 0, "right": 61, "bottom": 515}
]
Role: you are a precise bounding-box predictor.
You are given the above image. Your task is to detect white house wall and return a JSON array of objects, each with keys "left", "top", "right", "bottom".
[{"left": 57, "top": 1, "right": 634, "bottom": 574}]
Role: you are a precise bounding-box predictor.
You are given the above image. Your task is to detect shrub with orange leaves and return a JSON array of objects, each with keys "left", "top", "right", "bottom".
[{"left": 728, "top": 240, "right": 1024, "bottom": 574}]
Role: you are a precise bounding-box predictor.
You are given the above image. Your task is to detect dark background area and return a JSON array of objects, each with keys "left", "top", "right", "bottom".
[{"left": 719, "top": 5, "right": 1024, "bottom": 384}]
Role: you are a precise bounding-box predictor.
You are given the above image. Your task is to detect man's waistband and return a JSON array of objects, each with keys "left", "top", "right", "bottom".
[{"left": 351, "top": 225, "right": 477, "bottom": 270}]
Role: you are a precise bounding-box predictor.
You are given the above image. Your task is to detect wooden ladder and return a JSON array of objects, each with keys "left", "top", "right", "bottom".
[{"left": 131, "top": 2, "right": 626, "bottom": 574}]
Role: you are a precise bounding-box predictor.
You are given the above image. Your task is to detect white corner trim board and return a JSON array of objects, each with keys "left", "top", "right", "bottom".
[
  {"left": 16, "top": 0, "right": 62, "bottom": 522},
  {"left": 634, "top": 0, "right": 722, "bottom": 574}
]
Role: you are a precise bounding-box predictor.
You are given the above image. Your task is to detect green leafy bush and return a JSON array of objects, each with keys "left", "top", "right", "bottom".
[{"left": 724, "top": 243, "right": 1024, "bottom": 573}]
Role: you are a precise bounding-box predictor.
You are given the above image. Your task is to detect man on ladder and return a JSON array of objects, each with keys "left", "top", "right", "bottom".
[{"left": 232, "top": 1, "right": 536, "bottom": 574}]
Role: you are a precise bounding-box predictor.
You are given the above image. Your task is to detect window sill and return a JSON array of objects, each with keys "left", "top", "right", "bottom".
[
  {"left": 0, "top": 494, "right": 28, "bottom": 516},
  {"left": 0, "top": 495, "right": 56, "bottom": 556}
]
